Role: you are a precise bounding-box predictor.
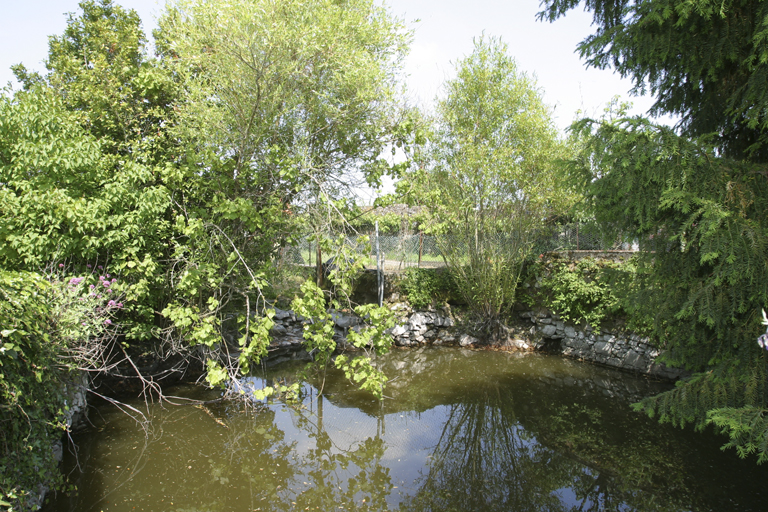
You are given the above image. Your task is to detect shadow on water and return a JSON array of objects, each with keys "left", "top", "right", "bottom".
[{"left": 44, "top": 348, "right": 768, "bottom": 512}]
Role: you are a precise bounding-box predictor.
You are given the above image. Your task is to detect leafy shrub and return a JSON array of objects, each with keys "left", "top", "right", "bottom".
[
  {"left": 541, "top": 258, "right": 620, "bottom": 330},
  {"left": 0, "top": 271, "right": 65, "bottom": 511},
  {"left": 400, "top": 268, "right": 457, "bottom": 310},
  {"left": 0, "top": 268, "right": 122, "bottom": 510}
]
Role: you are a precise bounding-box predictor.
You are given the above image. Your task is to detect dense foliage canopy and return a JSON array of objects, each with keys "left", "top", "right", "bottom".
[
  {"left": 1, "top": 0, "right": 409, "bottom": 506},
  {"left": 399, "top": 37, "right": 571, "bottom": 338},
  {"left": 542, "top": 0, "right": 768, "bottom": 462},
  {"left": 539, "top": 0, "right": 768, "bottom": 162}
]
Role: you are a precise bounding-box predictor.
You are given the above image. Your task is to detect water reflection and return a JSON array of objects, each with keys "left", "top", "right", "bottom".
[{"left": 45, "top": 349, "right": 768, "bottom": 512}]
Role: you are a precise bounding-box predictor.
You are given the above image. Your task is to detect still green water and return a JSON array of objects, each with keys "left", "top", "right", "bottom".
[{"left": 44, "top": 348, "right": 768, "bottom": 512}]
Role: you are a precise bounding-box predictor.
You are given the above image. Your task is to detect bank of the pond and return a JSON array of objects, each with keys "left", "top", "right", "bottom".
[
  {"left": 32, "top": 267, "right": 681, "bottom": 511},
  {"left": 21, "top": 373, "right": 90, "bottom": 512},
  {"left": 42, "top": 349, "right": 768, "bottom": 512},
  {"left": 254, "top": 301, "right": 685, "bottom": 381}
]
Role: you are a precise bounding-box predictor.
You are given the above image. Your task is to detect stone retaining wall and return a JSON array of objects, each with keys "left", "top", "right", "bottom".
[
  {"left": 259, "top": 303, "right": 684, "bottom": 380},
  {"left": 518, "top": 310, "right": 686, "bottom": 379},
  {"left": 28, "top": 372, "right": 90, "bottom": 511}
]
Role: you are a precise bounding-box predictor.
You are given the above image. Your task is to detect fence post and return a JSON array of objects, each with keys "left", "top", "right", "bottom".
[
  {"left": 418, "top": 232, "right": 423, "bottom": 268},
  {"left": 576, "top": 223, "right": 580, "bottom": 251},
  {"left": 316, "top": 235, "right": 323, "bottom": 287},
  {"left": 376, "top": 221, "right": 383, "bottom": 307}
]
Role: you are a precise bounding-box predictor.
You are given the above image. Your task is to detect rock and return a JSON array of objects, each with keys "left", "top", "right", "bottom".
[
  {"left": 623, "top": 350, "right": 646, "bottom": 370},
  {"left": 564, "top": 326, "right": 577, "bottom": 338},
  {"left": 391, "top": 324, "right": 408, "bottom": 337},
  {"left": 330, "top": 310, "right": 360, "bottom": 329},
  {"left": 508, "top": 339, "right": 529, "bottom": 350},
  {"left": 409, "top": 312, "right": 432, "bottom": 328},
  {"left": 594, "top": 341, "right": 610, "bottom": 355},
  {"left": 270, "top": 323, "right": 287, "bottom": 336},
  {"left": 459, "top": 334, "right": 478, "bottom": 347},
  {"left": 272, "top": 308, "right": 291, "bottom": 321},
  {"left": 541, "top": 324, "right": 557, "bottom": 337}
]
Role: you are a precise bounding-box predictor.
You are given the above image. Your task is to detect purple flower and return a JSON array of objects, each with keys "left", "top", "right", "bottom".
[
  {"left": 82, "top": 322, "right": 87, "bottom": 326},
  {"left": 103, "top": 281, "right": 110, "bottom": 288},
  {"left": 116, "top": 302, "right": 123, "bottom": 308},
  {"left": 58, "top": 263, "right": 65, "bottom": 268},
  {"left": 68, "top": 277, "right": 84, "bottom": 287},
  {"left": 111, "top": 278, "right": 117, "bottom": 284},
  {"left": 98, "top": 265, "right": 103, "bottom": 270},
  {"left": 106, "top": 274, "right": 111, "bottom": 278},
  {"left": 104, "top": 319, "right": 112, "bottom": 325},
  {"left": 108, "top": 300, "right": 116, "bottom": 307},
  {"left": 89, "top": 284, "right": 95, "bottom": 289},
  {"left": 87, "top": 264, "right": 92, "bottom": 269}
]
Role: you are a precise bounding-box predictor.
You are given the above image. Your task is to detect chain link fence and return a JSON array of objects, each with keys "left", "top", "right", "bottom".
[
  {"left": 533, "top": 223, "right": 632, "bottom": 252},
  {"left": 277, "top": 222, "right": 635, "bottom": 271}
]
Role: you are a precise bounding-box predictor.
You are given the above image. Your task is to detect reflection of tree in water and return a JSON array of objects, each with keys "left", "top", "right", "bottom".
[
  {"left": 52, "top": 352, "right": 768, "bottom": 512},
  {"left": 398, "top": 378, "right": 691, "bottom": 512},
  {"left": 51, "top": 399, "right": 298, "bottom": 512},
  {"left": 185, "top": 392, "right": 395, "bottom": 512},
  {"left": 529, "top": 402, "right": 690, "bottom": 512},
  {"left": 288, "top": 392, "right": 394, "bottom": 512},
  {"left": 399, "top": 381, "right": 570, "bottom": 512},
  {"left": 200, "top": 404, "right": 296, "bottom": 511}
]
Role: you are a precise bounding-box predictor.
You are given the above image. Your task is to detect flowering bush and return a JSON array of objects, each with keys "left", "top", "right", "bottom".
[
  {"left": 1, "top": 265, "right": 126, "bottom": 510},
  {"left": 51, "top": 269, "right": 123, "bottom": 344}
]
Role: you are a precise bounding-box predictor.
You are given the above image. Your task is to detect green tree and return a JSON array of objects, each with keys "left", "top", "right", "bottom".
[
  {"left": 15, "top": 0, "right": 178, "bottom": 162},
  {"left": 540, "top": 1, "right": 768, "bottom": 462},
  {"left": 404, "top": 36, "right": 570, "bottom": 340},
  {"left": 0, "top": 85, "right": 173, "bottom": 342},
  {"left": 155, "top": 0, "right": 410, "bottom": 387},
  {"left": 539, "top": 0, "right": 768, "bottom": 162},
  {"left": 8, "top": 1, "right": 182, "bottom": 342},
  {"left": 2, "top": 0, "right": 408, "bottom": 400}
]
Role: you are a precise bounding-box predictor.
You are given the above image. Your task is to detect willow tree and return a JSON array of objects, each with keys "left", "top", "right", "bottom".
[
  {"left": 158, "top": 0, "right": 409, "bottom": 388},
  {"left": 540, "top": 0, "right": 768, "bottom": 462},
  {"left": 414, "top": 36, "right": 570, "bottom": 341}
]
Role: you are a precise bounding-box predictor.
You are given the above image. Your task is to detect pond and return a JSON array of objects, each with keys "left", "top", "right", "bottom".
[{"left": 44, "top": 347, "right": 768, "bottom": 512}]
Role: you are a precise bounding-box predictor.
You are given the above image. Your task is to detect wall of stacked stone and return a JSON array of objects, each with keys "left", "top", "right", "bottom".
[
  {"left": 518, "top": 310, "right": 686, "bottom": 380},
  {"left": 27, "top": 372, "right": 90, "bottom": 511},
  {"left": 253, "top": 305, "right": 470, "bottom": 366},
  {"left": 549, "top": 250, "right": 636, "bottom": 263},
  {"left": 259, "top": 302, "right": 686, "bottom": 381}
]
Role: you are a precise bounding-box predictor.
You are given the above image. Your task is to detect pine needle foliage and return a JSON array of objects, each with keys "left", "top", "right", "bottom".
[
  {"left": 539, "top": 0, "right": 768, "bottom": 162},
  {"left": 569, "top": 115, "right": 768, "bottom": 461},
  {"left": 541, "top": 0, "right": 768, "bottom": 465}
]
